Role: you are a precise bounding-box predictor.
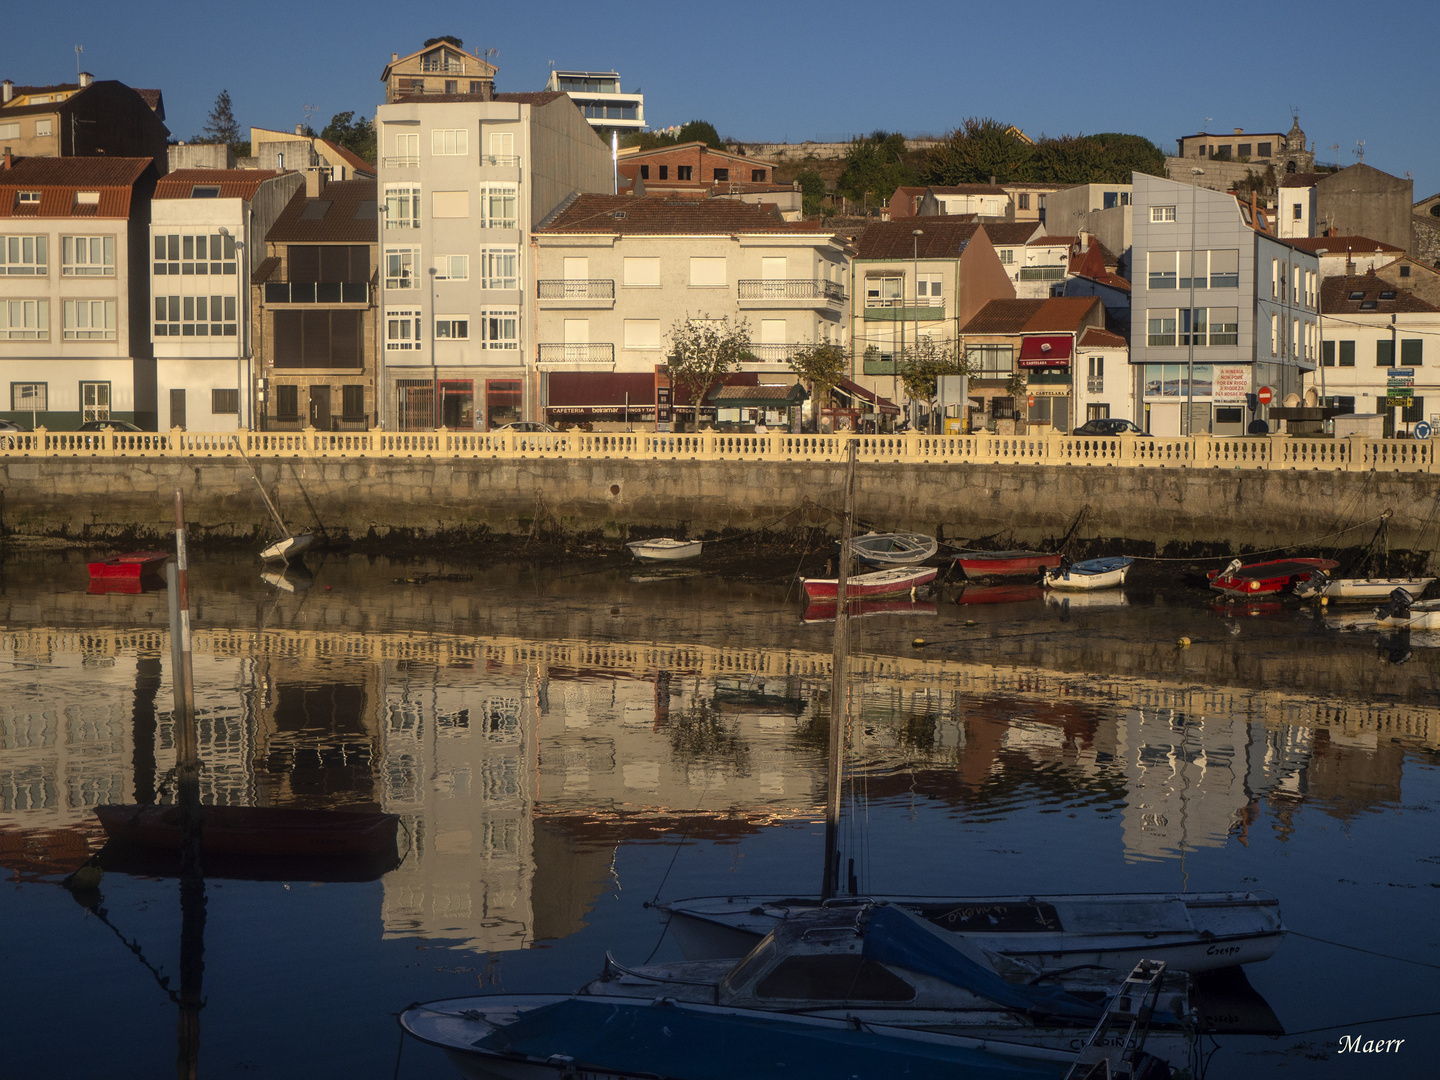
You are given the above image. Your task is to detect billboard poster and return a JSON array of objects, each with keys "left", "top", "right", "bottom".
[{"left": 1213, "top": 365, "right": 1249, "bottom": 405}]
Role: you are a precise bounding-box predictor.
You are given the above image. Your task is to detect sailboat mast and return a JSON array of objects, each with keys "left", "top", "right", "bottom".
[
  {"left": 822, "top": 440, "right": 857, "bottom": 900},
  {"left": 232, "top": 436, "right": 293, "bottom": 540}
]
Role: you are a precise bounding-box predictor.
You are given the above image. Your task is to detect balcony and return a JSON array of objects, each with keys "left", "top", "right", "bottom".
[
  {"left": 738, "top": 279, "right": 846, "bottom": 310},
  {"left": 743, "top": 343, "right": 804, "bottom": 364},
  {"left": 536, "top": 342, "right": 615, "bottom": 368},
  {"left": 1087, "top": 377, "right": 1104, "bottom": 394},
  {"left": 420, "top": 59, "right": 469, "bottom": 73},
  {"left": 383, "top": 156, "right": 420, "bottom": 169},
  {"left": 862, "top": 298, "right": 945, "bottom": 321},
  {"left": 264, "top": 282, "right": 370, "bottom": 305},
  {"left": 1019, "top": 267, "right": 1066, "bottom": 281},
  {"left": 538, "top": 279, "right": 615, "bottom": 309}
]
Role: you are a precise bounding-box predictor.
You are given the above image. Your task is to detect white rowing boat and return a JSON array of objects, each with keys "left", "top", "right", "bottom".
[{"left": 627, "top": 537, "right": 703, "bottom": 562}]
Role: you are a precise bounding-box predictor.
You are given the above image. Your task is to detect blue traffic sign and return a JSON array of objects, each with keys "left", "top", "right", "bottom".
[{"left": 1416, "top": 422, "right": 1432, "bottom": 440}]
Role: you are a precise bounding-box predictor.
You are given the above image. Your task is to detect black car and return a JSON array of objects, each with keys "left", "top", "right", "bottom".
[
  {"left": 1072, "top": 418, "right": 1149, "bottom": 437},
  {"left": 76, "top": 420, "right": 144, "bottom": 432}
]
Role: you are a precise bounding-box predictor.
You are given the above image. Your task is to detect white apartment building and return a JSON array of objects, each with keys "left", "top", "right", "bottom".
[
  {"left": 544, "top": 70, "right": 645, "bottom": 132},
  {"left": 150, "top": 169, "right": 302, "bottom": 430},
  {"left": 376, "top": 42, "right": 612, "bottom": 429}
]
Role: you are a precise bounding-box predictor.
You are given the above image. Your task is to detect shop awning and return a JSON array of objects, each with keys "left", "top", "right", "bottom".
[
  {"left": 834, "top": 376, "right": 902, "bottom": 415},
  {"left": 708, "top": 383, "right": 808, "bottom": 410},
  {"left": 544, "top": 371, "right": 762, "bottom": 413},
  {"left": 1018, "top": 335, "right": 1073, "bottom": 367}
]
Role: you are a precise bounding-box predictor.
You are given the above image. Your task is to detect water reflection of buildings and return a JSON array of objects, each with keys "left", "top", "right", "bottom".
[{"left": 1, "top": 626, "right": 1433, "bottom": 951}]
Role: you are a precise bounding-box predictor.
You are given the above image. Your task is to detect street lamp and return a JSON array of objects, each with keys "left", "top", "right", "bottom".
[
  {"left": 1185, "top": 169, "right": 1203, "bottom": 436},
  {"left": 218, "top": 226, "right": 248, "bottom": 430},
  {"left": 1314, "top": 250, "right": 1328, "bottom": 405},
  {"left": 912, "top": 228, "right": 923, "bottom": 429},
  {"left": 428, "top": 265, "right": 439, "bottom": 429}
]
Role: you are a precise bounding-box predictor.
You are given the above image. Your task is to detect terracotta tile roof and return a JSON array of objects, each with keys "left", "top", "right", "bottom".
[
  {"left": 266, "top": 179, "right": 377, "bottom": 244},
  {"left": 1079, "top": 326, "right": 1128, "bottom": 348},
  {"left": 390, "top": 91, "right": 567, "bottom": 106},
  {"left": 1285, "top": 235, "right": 1403, "bottom": 255},
  {"left": 155, "top": 169, "right": 283, "bottom": 200},
  {"left": 495, "top": 91, "right": 567, "bottom": 106},
  {"left": 1321, "top": 275, "right": 1439, "bottom": 314},
  {"left": 929, "top": 184, "right": 1008, "bottom": 196},
  {"left": 6, "top": 82, "right": 80, "bottom": 97},
  {"left": 135, "top": 89, "right": 164, "bottom": 115},
  {"left": 316, "top": 139, "right": 375, "bottom": 176},
  {"left": 1279, "top": 173, "right": 1323, "bottom": 188},
  {"left": 1024, "top": 296, "right": 1101, "bottom": 331},
  {"left": 537, "top": 194, "right": 828, "bottom": 235},
  {"left": 962, "top": 299, "right": 1045, "bottom": 334},
  {"left": 978, "top": 222, "right": 1045, "bottom": 246},
  {"left": 0, "top": 156, "right": 152, "bottom": 218},
  {"left": 251, "top": 255, "right": 281, "bottom": 285}
]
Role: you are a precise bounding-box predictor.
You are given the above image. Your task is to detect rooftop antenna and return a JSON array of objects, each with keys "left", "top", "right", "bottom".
[
  {"left": 1354, "top": 140, "right": 1365, "bottom": 163},
  {"left": 1203, "top": 116, "right": 1212, "bottom": 133},
  {"left": 301, "top": 102, "right": 319, "bottom": 134},
  {"left": 75, "top": 45, "right": 83, "bottom": 77}
]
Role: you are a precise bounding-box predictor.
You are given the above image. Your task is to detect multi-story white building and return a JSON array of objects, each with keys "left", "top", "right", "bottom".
[
  {"left": 150, "top": 169, "right": 303, "bottom": 430},
  {"left": 376, "top": 42, "right": 612, "bottom": 429},
  {"left": 1130, "top": 173, "right": 1319, "bottom": 436},
  {"left": 544, "top": 70, "right": 644, "bottom": 132},
  {"left": 0, "top": 156, "right": 156, "bottom": 429}
]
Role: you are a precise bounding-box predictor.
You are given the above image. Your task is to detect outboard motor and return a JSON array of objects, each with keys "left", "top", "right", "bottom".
[
  {"left": 1294, "top": 569, "right": 1328, "bottom": 599},
  {"left": 1375, "top": 587, "right": 1415, "bottom": 623}
]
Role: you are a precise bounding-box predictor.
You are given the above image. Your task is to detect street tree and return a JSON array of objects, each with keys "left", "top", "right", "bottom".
[
  {"left": 899, "top": 337, "right": 970, "bottom": 431},
  {"left": 665, "top": 315, "right": 751, "bottom": 432},
  {"left": 788, "top": 342, "right": 848, "bottom": 424}
]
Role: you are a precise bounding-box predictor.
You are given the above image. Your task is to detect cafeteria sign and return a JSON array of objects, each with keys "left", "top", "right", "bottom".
[{"left": 1213, "top": 365, "right": 1249, "bottom": 405}]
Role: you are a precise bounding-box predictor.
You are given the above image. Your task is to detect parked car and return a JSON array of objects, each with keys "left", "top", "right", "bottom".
[
  {"left": 0, "top": 418, "right": 27, "bottom": 449},
  {"left": 1072, "top": 418, "right": 1150, "bottom": 437},
  {"left": 493, "top": 421, "right": 558, "bottom": 433},
  {"left": 75, "top": 420, "right": 145, "bottom": 432}
]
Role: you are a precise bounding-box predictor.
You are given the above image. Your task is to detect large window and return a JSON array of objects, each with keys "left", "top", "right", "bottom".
[
  {"left": 865, "top": 276, "right": 902, "bottom": 306},
  {"left": 1, "top": 236, "right": 48, "bottom": 275},
  {"left": 1402, "top": 339, "right": 1423, "bottom": 367},
  {"left": 964, "top": 345, "right": 1013, "bottom": 376},
  {"left": 386, "top": 308, "right": 423, "bottom": 350},
  {"left": 689, "top": 257, "right": 726, "bottom": 287},
  {"left": 0, "top": 299, "right": 49, "bottom": 339},
  {"left": 435, "top": 317, "right": 469, "bottom": 340},
  {"left": 1151, "top": 205, "right": 1176, "bottom": 223},
  {"left": 479, "top": 247, "right": 518, "bottom": 289},
  {"left": 391, "top": 132, "right": 419, "bottom": 165},
  {"left": 481, "top": 184, "right": 517, "bottom": 229},
  {"left": 152, "top": 233, "right": 237, "bottom": 276},
  {"left": 623, "top": 257, "right": 660, "bottom": 287},
  {"left": 431, "top": 128, "right": 469, "bottom": 156},
  {"left": 1146, "top": 307, "right": 1237, "bottom": 347},
  {"left": 1147, "top": 252, "right": 1177, "bottom": 290},
  {"left": 1143, "top": 364, "right": 1214, "bottom": 398},
  {"left": 384, "top": 186, "right": 421, "bottom": 229},
  {"left": 80, "top": 381, "right": 110, "bottom": 423},
  {"left": 273, "top": 311, "right": 362, "bottom": 367},
  {"left": 624, "top": 319, "right": 661, "bottom": 350},
  {"left": 481, "top": 309, "right": 518, "bottom": 349},
  {"left": 63, "top": 236, "right": 115, "bottom": 276},
  {"left": 433, "top": 254, "right": 468, "bottom": 281},
  {"left": 384, "top": 247, "right": 419, "bottom": 289},
  {"left": 154, "top": 294, "right": 236, "bottom": 337},
  {"left": 63, "top": 300, "right": 116, "bottom": 340},
  {"left": 11, "top": 382, "right": 46, "bottom": 412},
  {"left": 1147, "top": 249, "right": 1238, "bottom": 289},
  {"left": 1146, "top": 312, "right": 1176, "bottom": 347},
  {"left": 1377, "top": 340, "right": 1394, "bottom": 367}
]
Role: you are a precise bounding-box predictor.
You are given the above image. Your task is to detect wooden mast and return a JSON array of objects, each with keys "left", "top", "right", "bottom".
[{"left": 822, "top": 440, "right": 857, "bottom": 899}]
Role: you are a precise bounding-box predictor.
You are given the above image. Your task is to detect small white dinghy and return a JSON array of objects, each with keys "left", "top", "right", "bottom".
[
  {"left": 850, "top": 532, "right": 939, "bottom": 567},
  {"left": 1043, "top": 556, "right": 1133, "bottom": 591},
  {"left": 1294, "top": 572, "right": 1435, "bottom": 602},
  {"left": 627, "top": 537, "right": 703, "bottom": 562},
  {"left": 1373, "top": 588, "right": 1440, "bottom": 630}
]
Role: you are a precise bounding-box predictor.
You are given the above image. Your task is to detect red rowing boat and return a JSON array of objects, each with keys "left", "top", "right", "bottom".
[
  {"left": 87, "top": 550, "right": 169, "bottom": 584},
  {"left": 94, "top": 804, "right": 400, "bottom": 857},
  {"left": 1207, "top": 557, "right": 1338, "bottom": 597},
  {"left": 800, "top": 565, "right": 938, "bottom": 601},
  {"left": 954, "top": 551, "right": 1062, "bottom": 578}
]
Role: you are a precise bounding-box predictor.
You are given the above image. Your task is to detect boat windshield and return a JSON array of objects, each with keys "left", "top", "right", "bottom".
[{"left": 717, "top": 937, "right": 776, "bottom": 998}]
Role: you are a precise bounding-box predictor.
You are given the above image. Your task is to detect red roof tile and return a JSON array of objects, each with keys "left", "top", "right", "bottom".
[
  {"left": 265, "top": 179, "right": 377, "bottom": 244},
  {"left": 855, "top": 219, "right": 1038, "bottom": 259},
  {"left": 0, "top": 156, "right": 152, "bottom": 218},
  {"left": 537, "top": 194, "right": 830, "bottom": 235},
  {"left": 316, "top": 139, "right": 375, "bottom": 175},
  {"left": 929, "top": 184, "right": 1009, "bottom": 196},
  {"left": 1321, "top": 275, "right": 1438, "bottom": 314},
  {"left": 1279, "top": 173, "right": 1323, "bottom": 188},
  {"left": 155, "top": 169, "right": 283, "bottom": 200},
  {"left": 962, "top": 296, "right": 1100, "bottom": 335},
  {"left": 1284, "top": 235, "right": 1402, "bottom": 255},
  {"left": 1079, "top": 326, "right": 1128, "bottom": 348}
]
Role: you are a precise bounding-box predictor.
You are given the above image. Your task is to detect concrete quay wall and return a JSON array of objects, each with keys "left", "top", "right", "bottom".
[{"left": 0, "top": 457, "right": 1433, "bottom": 551}]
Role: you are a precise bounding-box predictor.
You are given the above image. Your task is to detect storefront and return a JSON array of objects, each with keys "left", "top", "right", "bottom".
[
  {"left": 1139, "top": 362, "right": 1251, "bottom": 435},
  {"left": 819, "top": 376, "right": 902, "bottom": 433},
  {"left": 709, "top": 383, "right": 808, "bottom": 431},
  {"left": 542, "top": 372, "right": 766, "bottom": 430},
  {"left": 1019, "top": 335, "right": 1073, "bottom": 432}
]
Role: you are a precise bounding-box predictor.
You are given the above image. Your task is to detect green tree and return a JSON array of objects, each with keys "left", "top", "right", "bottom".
[
  {"left": 924, "top": 117, "right": 1034, "bottom": 185},
  {"left": 423, "top": 35, "right": 464, "bottom": 47},
  {"left": 676, "top": 120, "right": 723, "bottom": 149},
  {"left": 665, "top": 315, "right": 751, "bottom": 432},
  {"left": 795, "top": 169, "right": 826, "bottom": 216},
  {"left": 899, "top": 338, "right": 969, "bottom": 431},
  {"left": 195, "top": 89, "right": 241, "bottom": 148},
  {"left": 788, "top": 342, "right": 848, "bottom": 420},
  {"left": 320, "top": 111, "right": 377, "bottom": 163},
  {"left": 835, "top": 131, "right": 921, "bottom": 205}
]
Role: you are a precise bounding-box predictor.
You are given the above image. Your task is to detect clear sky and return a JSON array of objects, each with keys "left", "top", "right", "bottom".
[{"left": 8, "top": 0, "right": 1439, "bottom": 199}]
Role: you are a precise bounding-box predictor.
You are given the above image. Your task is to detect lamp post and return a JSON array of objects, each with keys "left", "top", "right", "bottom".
[
  {"left": 217, "top": 227, "right": 248, "bottom": 430},
  {"left": 912, "top": 228, "right": 922, "bottom": 429},
  {"left": 1185, "top": 169, "right": 1203, "bottom": 436},
  {"left": 428, "top": 265, "right": 439, "bottom": 429}
]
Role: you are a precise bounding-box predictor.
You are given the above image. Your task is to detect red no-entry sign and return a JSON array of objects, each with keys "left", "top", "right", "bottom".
[{"left": 1257, "top": 386, "right": 1273, "bottom": 406}]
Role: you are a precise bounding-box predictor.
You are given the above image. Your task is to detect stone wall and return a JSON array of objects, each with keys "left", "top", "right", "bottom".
[
  {"left": 729, "top": 139, "right": 942, "bottom": 163},
  {"left": 1, "top": 457, "right": 1432, "bottom": 552}
]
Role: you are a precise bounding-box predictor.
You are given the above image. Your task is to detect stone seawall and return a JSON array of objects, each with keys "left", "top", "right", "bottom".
[{"left": 0, "top": 456, "right": 1432, "bottom": 551}]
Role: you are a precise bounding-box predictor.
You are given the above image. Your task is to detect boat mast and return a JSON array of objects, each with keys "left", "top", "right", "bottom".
[
  {"left": 232, "top": 435, "right": 293, "bottom": 542},
  {"left": 822, "top": 440, "right": 856, "bottom": 900}
]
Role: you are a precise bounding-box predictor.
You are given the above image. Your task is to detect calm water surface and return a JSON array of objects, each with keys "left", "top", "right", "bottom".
[{"left": 1, "top": 547, "right": 1438, "bottom": 1079}]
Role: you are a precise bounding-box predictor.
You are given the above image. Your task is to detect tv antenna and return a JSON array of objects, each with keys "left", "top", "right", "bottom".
[
  {"left": 302, "top": 102, "right": 320, "bottom": 134},
  {"left": 1354, "top": 140, "right": 1365, "bottom": 163},
  {"left": 1203, "top": 116, "right": 1212, "bottom": 133},
  {"left": 74, "top": 45, "right": 83, "bottom": 77}
]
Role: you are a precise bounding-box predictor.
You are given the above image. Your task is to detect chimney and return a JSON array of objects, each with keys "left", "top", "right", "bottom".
[
  {"left": 392, "top": 52, "right": 399, "bottom": 62},
  {"left": 2, "top": 80, "right": 12, "bottom": 104},
  {"left": 1233, "top": 128, "right": 1243, "bottom": 135},
  {"left": 295, "top": 123, "right": 304, "bottom": 135},
  {"left": 78, "top": 71, "right": 93, "bottom": 87},
  {"left": 2, "top": 151, "right": 11, "bottom": 170},
  {"left": 305, "top": 168, "right": 327, "bottom": 198}
]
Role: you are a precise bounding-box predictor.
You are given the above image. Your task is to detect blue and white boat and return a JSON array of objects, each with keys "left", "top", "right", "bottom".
[{"left": 1043, "top": 556, "right": 1134, "bottom": 591}]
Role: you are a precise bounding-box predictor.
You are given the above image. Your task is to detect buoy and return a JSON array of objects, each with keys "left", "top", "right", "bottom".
[
  {"left": 1177, "top": 636, "right": 1191, "bottom": 648},
  {"left": 965, "top": 619, "right": 978, "bottom": 627},
  {"left": 912, "top": 637, "right": 926, "bottom": 648},
  {"left": 325, "top": 585, "right": 332, "bottom": 591},
  {"left": 1320, "top": 596, "right": 1329, "bottom": 607}
]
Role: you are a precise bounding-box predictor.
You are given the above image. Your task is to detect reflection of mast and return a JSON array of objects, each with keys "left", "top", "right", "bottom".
[
  {"left": 132, "top": 650, "right": 162, "bottom": 805},
  {"left": 822, "top": 441, "right": 856, "bottom": 900},
  {"left": 653, "top": 669, "right": 671, "bottom": 729},
  {"left": 168, "top": 492, "right": 206, "bottom": 1080}
]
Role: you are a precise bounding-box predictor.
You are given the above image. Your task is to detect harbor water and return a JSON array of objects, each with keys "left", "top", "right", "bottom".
[{"left": 1, "top": 545, "right": 1438, "bottom": 1078}]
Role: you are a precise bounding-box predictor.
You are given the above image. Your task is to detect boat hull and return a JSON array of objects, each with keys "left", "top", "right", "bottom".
[
  {"left": 94, "top": 804, "right": 399, "bottom": 857},
  {"left": 1297, "top": 576, "right": 1435, "bottom": 601},
  {"left": 956, "top": 552, "right": 1062, "bottom": 578},
  {"left": 87, "top": 550, "right": 169, "bottom": 582},
  {"left": 260, "top": 533, "right": 315, "bottom": 562},
  {"left": 1376, "top": 599, "right": 1440, "bottom": 630},
  {"left": 1207, "top": 557, "right": 1337, "bottom": 596},
  {"left": 850, "top": 532, "right": 940, "bottom": 568},
  {"left": 801, "top": 566, "right": 938, "bottom": 601},
  {"left": 661, "top": 891, "right": 1285, "bottom": 973},
  {"left": 627, "top": 539, "right": 703, "bottom": 562},
  {"left": 1043, "top": 557, "right": 1133, "bottom": 591}
]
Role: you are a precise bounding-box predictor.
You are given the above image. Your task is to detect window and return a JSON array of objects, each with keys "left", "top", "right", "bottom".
[
  {"left": 469, "top": 81, "right": 485, "bottom": 94},
  {"left": 1103, "top": 191, "right": 1119, "bottom": 209},
  {"left": 624, "top": 319, "right": 661, "bottom": 350},
  {"left": 481, "top": 309, "right": 518, "bottom": 349},
  {"left": 11, "top": 382, "right": 46, "bottom": 411},
  {"left": 16, "top": 191, "right": 40, "bottom": 207},
  {"left": 487, "top": 131, "right": 515, "bottom": 164},
  {"left": 1147, "top": 251, "right": 1177, "bottom": 290},
  {"left": 964, "top": 345, "right": 1013, "bottom": 375},
  {"left": 35, "top": 119, "right": 54, "bottom": 137},
  {"left": 152, "top": 233, "right": 237, "bottom": 276},
  {"left": 1018, "top": 193, "right": 1030, "bottom": 210},
  {"left": 480, "top": 184, "right": 517, "bottom": 229},
  {"left": 997, "top": 248, "right": 1014, "bottom": 265},
  {"left": 152, "top": 294, "right": 236, "bottom": 337},
  {"left": 342, "top": 385, "right": 365, "bottom": 418},
  {"left": 385, "top": 308, "right": 422, "bottom": 350},
  {"left": 0, "top": 122, "right": 18, "bottom": 140},
  {"left": 689, "top": 257, "right": 726, "bottom": 287},
  {"left": 479, "top": 247, "right": 517, "bottom": 289},
  {"left": 916, "top": 276, "right": 942, "bottom": 301},
  {"left": 866, "top": 276, "right": 902, "bottom": 306},
  {"left": 1377, "top": 340, "right": 1394, "bottom": 367},
  {"left": 80, "top": 382, "right": 110, "bottom": 423},
  {"left": 432, "top": 190, "right": 469, "bottom": 218},
  {"left": 190, "top": 186, "right": 220, "bottom": 199},
  {"left": 1238, "top": 143, "right": 1252, "bottom": 158},
  {"left": 444, "top": 80, "right": 458, "bottom": 94},
  {"left": 273, "top": 384, "right": 299, "bottom": 420},
  {"left": 1401, "top": 264, "right": 1411, "bottom": 278},
  {"left": 1338, "top": 340, "right": 1355, "bottom": 367},
  {"left": 658, "top": 166, "right": 669, "bottom": 180},
  {"left": 63, "top": 235, "right": 115, "bottom": 276},
  {"left": 1208, "top": 249, "right": 1239, "bottom": 288},
  {"left": 272, "top": 311, "right": 362, "bottom": 368},
  {"left": 1402, "top": 339, "right": 1423, "bottom": 366},
  {"left": 713, "top": 168, "right": 728, "bottom": 182},
  {"left": 435, "top": 317, "right": 469, "bottom": 339},
  {"left": 0, "top": 299, "right": 48, "bottom": 339},
  {"left": 640, "top": 165, "right": 650, "bottom": 180},
  {"left": 1292, "top": 203, "right": 1303, "bottom": 221},
  {"left": 1322, "top": 341, "right": 1334, "bottom": 366},
  {"left": 63, "top": 300, "right": 116, "bottom": 340},
  {"left": 676, "top": 166, "right": 693, "bottom": 181},
  {"left": 1151, "top": 205, "right": 1176, "bottom": 223},
  {"left": 384, "top": 186, "right": 421, "bottom": 229},
  {"left": 211, "top": 388, "right": 239, "bottom": 414},
  {"left": 433, "top": 254, "right": 468, "bottom": 281},
  {"left": 624, "top": 257, "right": 660, "bottom": 287},
  {"left": 384, "top": 247, "right": 418, "bottom": 289},
  {"left": 1404, "top": 396, "right": 1425, "bottom": 424},
  {"left": 1270, "top": 314, "right": 1278, "bottom": 354},
  {"left": 1206, "top": 307, "right": 1239, "bottom": 345},
  {"left": 751, "top": 169, "right": 766, "bottom": 182},
  {"left": 393, "top": 132, "right": 419, "bottom": 164},
  {"left": 1143, "top": 364, "right": 1213, "bottom": 398},
  {"left": 0, "top": 235, "right": 47, "bottom": 275},
  {"left": 1147, "top": 311, "right": 1177, "bottom": 347},
  {"left": 429, "top": 129, "right": 469, "bottom": 158},
  {"left": 1258, "top": 142, "right": 1272, "bottom": 158}
]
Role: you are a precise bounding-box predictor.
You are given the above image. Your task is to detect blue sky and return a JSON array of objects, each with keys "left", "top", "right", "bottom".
[{"left": 9, "top": 0, "right": 1439, "bottom": 199}]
